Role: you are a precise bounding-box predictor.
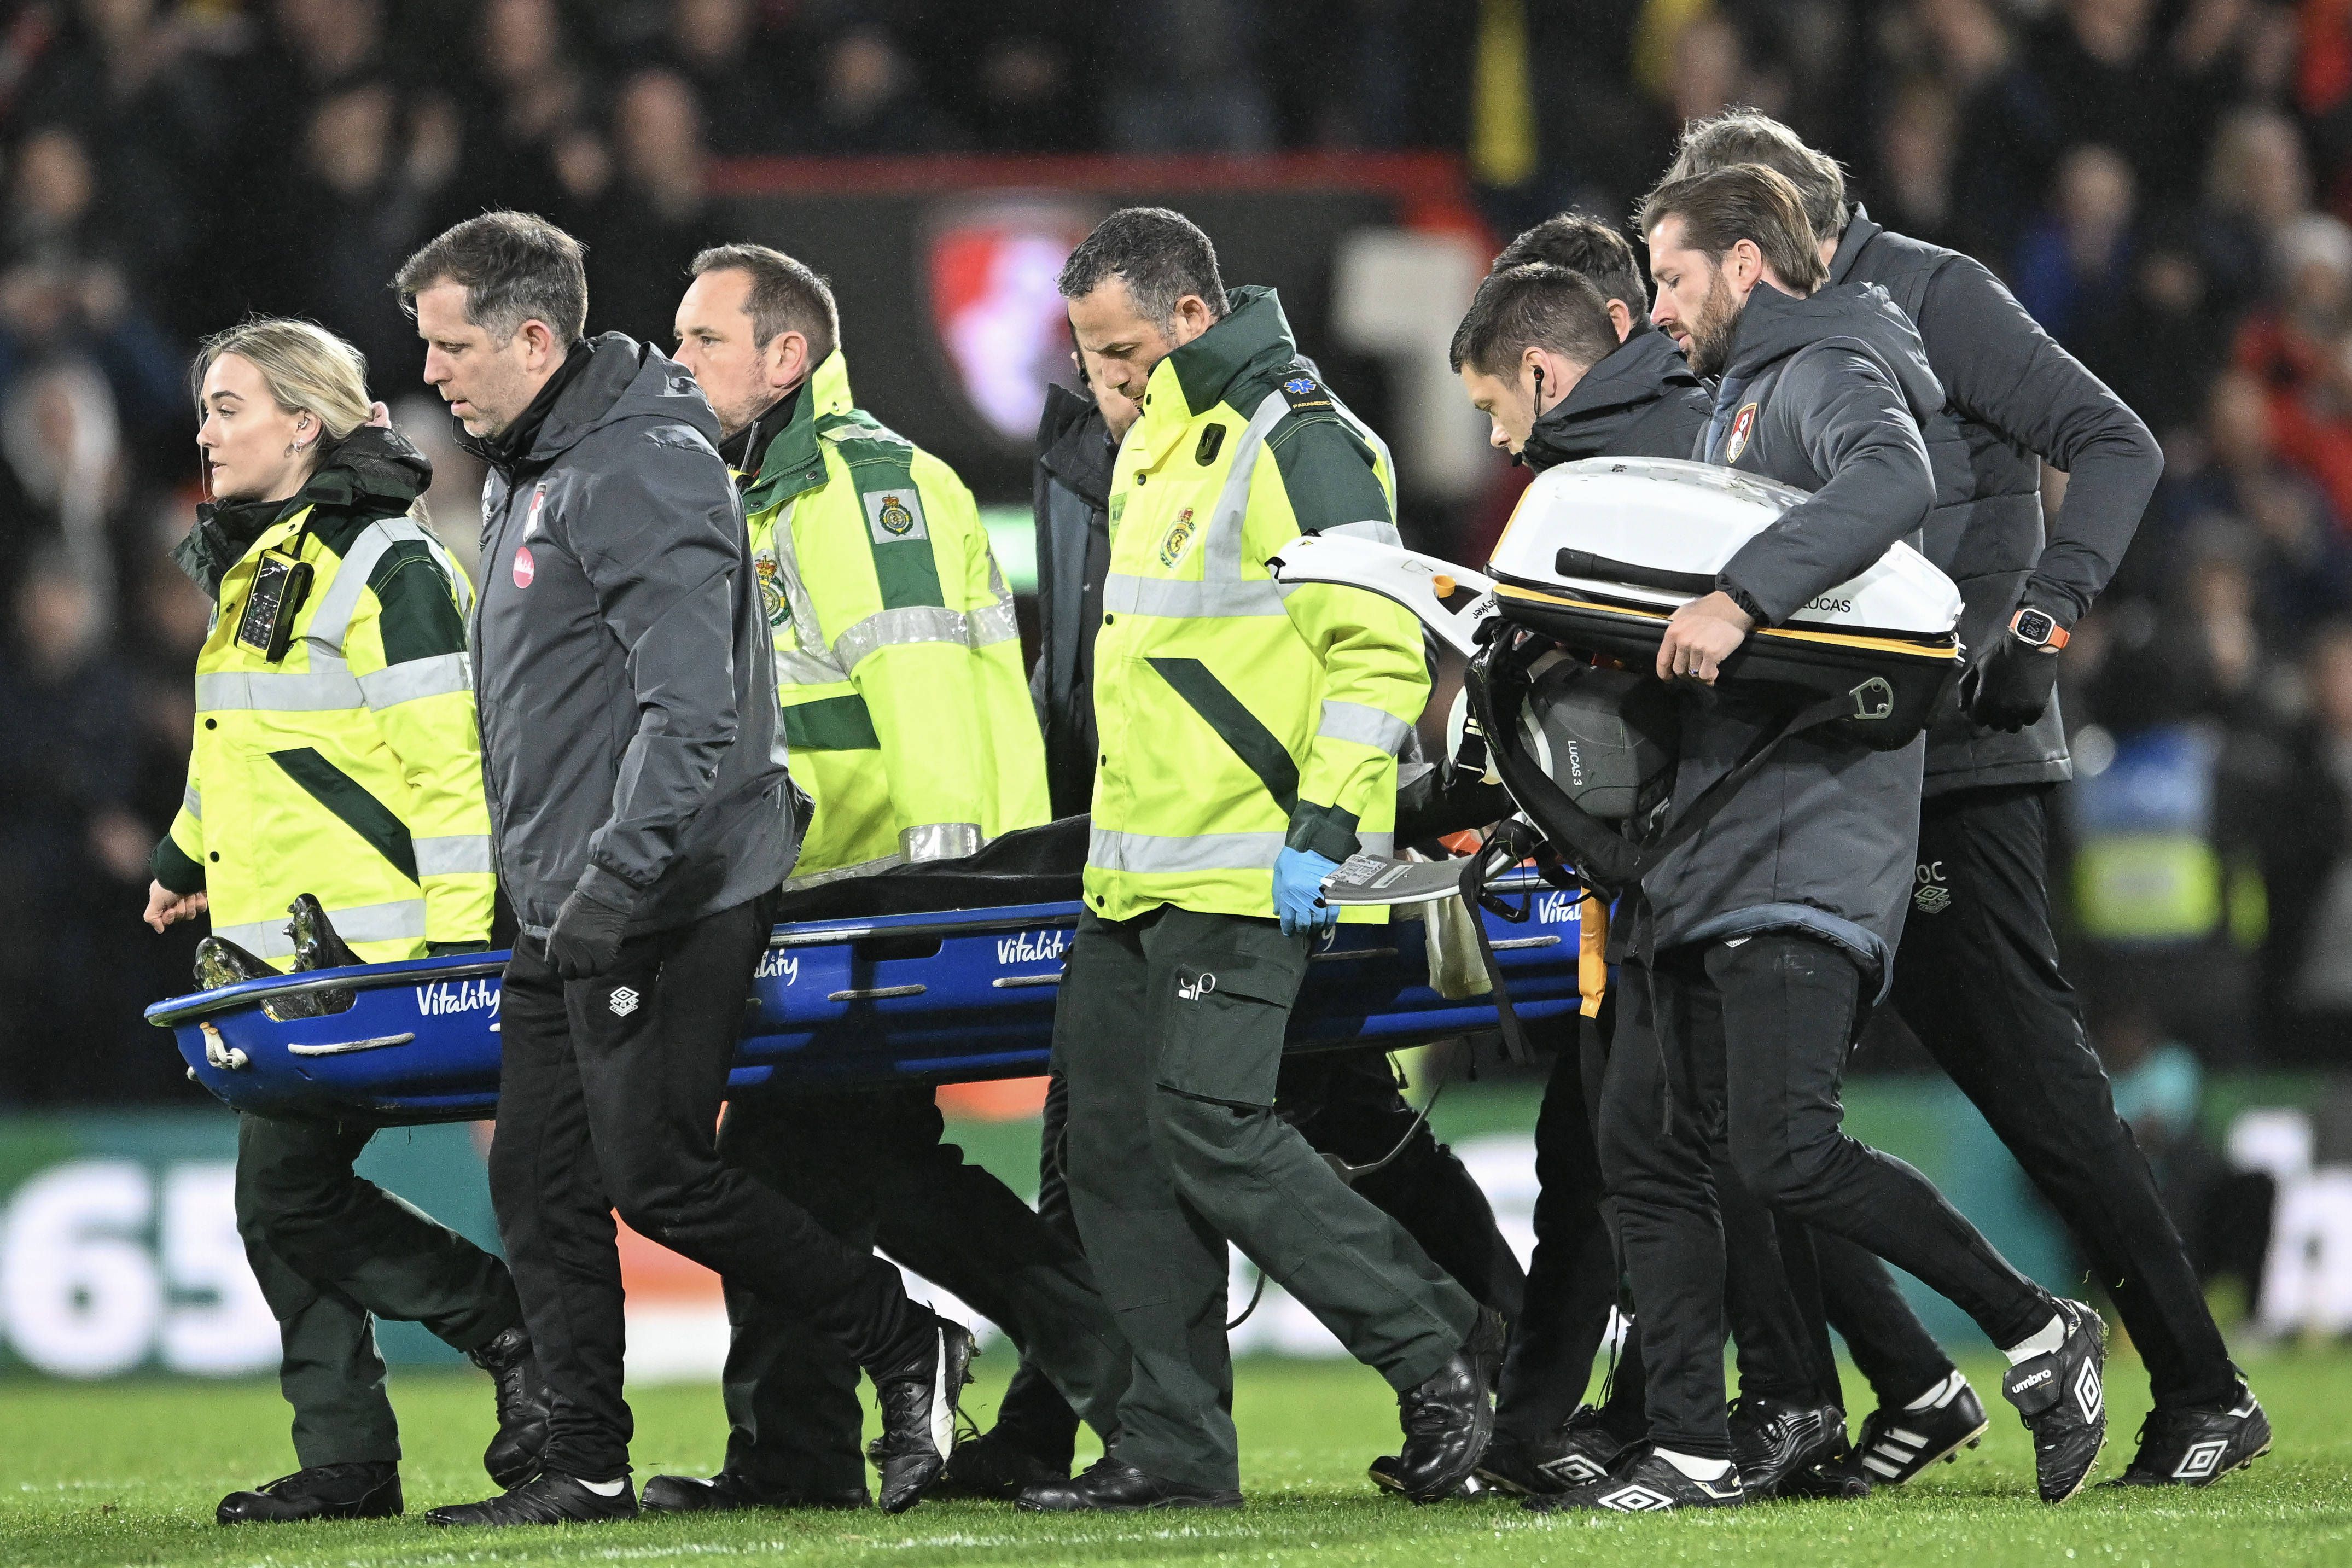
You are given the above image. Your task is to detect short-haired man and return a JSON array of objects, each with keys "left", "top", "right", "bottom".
[
  {"left": 638, "top": 242, "right": 1125, "bottom": 1513},
  {"left": 1665, "top": 109, "right": 2268, "bottom": 1489},
  {"left": 1024, "top": 207, "right": 1494, "bottom": 1510},
  {"left": 1537, "top": 166, "right": 2105, "bottom": 1514},
  {"left": 1448, "top": 247, "right": 1734, "bottom": 1496},
  {"left": 393, "top": 212, "right": 970, "bottom": 1527}
]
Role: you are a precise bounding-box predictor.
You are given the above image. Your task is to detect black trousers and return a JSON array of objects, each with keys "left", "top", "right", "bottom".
[
  {"left": 709, "top": 1085, "right": 1130, "bottom": 1496},
  {"left": 1891, "top": 784, "right": 2242, "bottom": 1409},
  {"left": 493, "top": 899, "right": 922, "bottom": 1480},
  {"left": 991, "top": 1050, "right": 1528, "bottom": 1464},
  {"left": 1599, "top": 932, "right": 2052, "bottom": 1456}
]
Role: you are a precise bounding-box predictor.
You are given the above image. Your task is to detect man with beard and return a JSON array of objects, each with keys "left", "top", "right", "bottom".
[
  {"left": 1662, "top": 110, "right": 2267, "bottom": 1490},
  {"left": 1534, "top": 165, "right": 2106, "bottom": 1514}
]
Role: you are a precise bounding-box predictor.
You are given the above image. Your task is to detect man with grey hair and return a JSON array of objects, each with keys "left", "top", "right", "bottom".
[
  {"left": 1666, "top": 109, "right": 2268, "bottom": 1492},
  {"left": 393, "top": 211, "right": 973, "bottom": 1526}
]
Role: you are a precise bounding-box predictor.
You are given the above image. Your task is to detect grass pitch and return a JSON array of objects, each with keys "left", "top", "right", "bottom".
[{"left": 2, "top": 1346, "right": 2343, "bottom": 1568}]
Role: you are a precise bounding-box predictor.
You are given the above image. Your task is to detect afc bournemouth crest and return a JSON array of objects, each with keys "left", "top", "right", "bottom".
[
  {"left": 864, "top": 489, "right": 928, "bottom": 544},
  {"left": 927, "top": 200, "right": 1097, "bottom": 448},
  {"left": 1724, "top": 401, "right": 1760, "bottom": 464},
  {"left": 754, "top": 556, "right": 784, "bottom": 624},
  {"left": 1158, "top": 508, "right": 1197, "bottom": 568}
]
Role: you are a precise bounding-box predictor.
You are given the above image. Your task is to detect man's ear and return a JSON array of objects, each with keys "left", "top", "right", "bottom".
[
  {"left": 1606, "top": 299, "right": 1634, "bottom": 342},
  {"left": 769, "top": 330, "right": 810, "bottom": 393}
]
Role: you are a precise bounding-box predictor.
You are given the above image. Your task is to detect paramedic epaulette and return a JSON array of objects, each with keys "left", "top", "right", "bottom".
[{"left": 1277, "top": 374, "right": 1334, "bottom": 413}]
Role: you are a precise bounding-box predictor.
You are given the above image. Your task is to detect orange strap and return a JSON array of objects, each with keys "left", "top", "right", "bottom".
[{"left": 1577, "top": 894, "right": 1609, "bottom": 1018}]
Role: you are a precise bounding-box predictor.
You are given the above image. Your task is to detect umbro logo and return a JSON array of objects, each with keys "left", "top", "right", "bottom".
[
  {"left": 1597, "top": 1483, "right": 1676, "bottom": 1512},
  {"left": 1542, "top": 1453, "right": 1610, "bottom": 1485},
  {"left": 609, "top": 986, "right": 641, "bottom": 1017},
  {"left": 2173, "top": 1438, "right": 2227, "bottom": 1480},
  {"left": 2074, "top": 1360, "right": 2104, "bottom": 1423}
]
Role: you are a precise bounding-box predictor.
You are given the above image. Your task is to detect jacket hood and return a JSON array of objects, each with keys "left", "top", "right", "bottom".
[
  {"left": 1824, "top": 204, "right": 1883, "bottom": 287},
  {"left": 1036, "top": 381, "right": 1115, "bottom": 510},
  {"left": 1720, "top": 281, "right": 1943, "bottom": 429},
  {"left": 471, "top": 333, "right": 719, "bottom": 473},
  {"left": 1151, "top": 285, "right": 1299, "bottom": 420},
  {"left": 741, "top": 348, "right": 853, "bottom": 513},
  {"left": 174, "top": 424, "right": 432, "bottom": 598},
  {"left": 1521, "top": 327, "right": 1703, "bottom": 470}
]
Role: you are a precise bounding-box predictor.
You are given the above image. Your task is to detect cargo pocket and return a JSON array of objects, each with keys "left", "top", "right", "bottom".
[{"left": 1155, "top": 952, "right": 1304, "bottom": 1110}]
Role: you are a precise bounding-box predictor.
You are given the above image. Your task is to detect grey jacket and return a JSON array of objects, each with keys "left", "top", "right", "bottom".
[
  {"left": 1639, "top": 283, "right": 1942, "bottom": 978},
  {"left": 469, "top": 333, "right": 795, "bottom": 937},
  {"left": 1829, "top": 208, "right": 2160, "bottom": 796},
  {"left": 1520, "top": 324, "right": 1713, "bottom": 469}
]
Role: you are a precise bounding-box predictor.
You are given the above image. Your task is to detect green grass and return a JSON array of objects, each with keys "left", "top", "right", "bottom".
[{"left": 3, "top": 1345, "right": 2344, "bottom": 1567}]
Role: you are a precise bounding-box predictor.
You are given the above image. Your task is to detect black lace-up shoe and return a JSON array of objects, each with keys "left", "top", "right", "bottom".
[
  {"left": 640, "top": 1471, "right": 868, "bottom": 1513},
  {"left": 2001, "top": 1299, "right": 2108, "bottom": 1503},
  {"left": 424, "top": 1472, "right": 638, "bottom": 1527},
  {"left": 1390, "top": 1345, "right": 1497, "bottom": 1501},
  {"left": 2103, "top": 1387, "right": 2271, "bottom": 1489},
  {"left": 1366, "top": 1452, "right": 1491, "bottom": 1497},
  {"left": 1852, "top": 1373, "right": 1988, "bottom": 1487},
  {"left": 468, "top": 1327, "right": 550, "bottom": 1489},
  {"left": 928, "top": 1430, "right": 1069, "bottom": 1501},
  {"left": 867, "top": 1316, "right": 975, "bottom": 1513},
  {"left": 217, "top": 1462, "right": 401, "bottom": 1524},
  {"left": 1728, "top": 1396, "right": 1847, "bottom": 1499},
  {"left": 1017, "top": 1458, "right": 1243, "bottom": 1512},
  {"left": 1526, "top": 1449, "right": 1745, "bottom": 1514},
  {"left": 1476, "top": 1407, "right": 1635, "bottom": 1496}
]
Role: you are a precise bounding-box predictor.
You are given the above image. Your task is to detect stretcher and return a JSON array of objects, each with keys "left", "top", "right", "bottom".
[{"left": 145, "top": 873, "right": 1581, "bottom": 1127}]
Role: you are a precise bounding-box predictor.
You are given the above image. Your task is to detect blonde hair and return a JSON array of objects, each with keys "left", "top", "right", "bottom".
[{"left": 193, "top": 317, "right": 375, "bottom": 439}]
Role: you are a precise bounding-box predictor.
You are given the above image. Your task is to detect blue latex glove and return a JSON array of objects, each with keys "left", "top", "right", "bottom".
[{"left": 1274, "top": 847, "right": 1342, "bottom": 939}]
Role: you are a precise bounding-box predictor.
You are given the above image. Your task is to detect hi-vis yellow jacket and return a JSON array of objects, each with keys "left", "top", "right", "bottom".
[
  {"left": 1086, "top": 286, "right": 1427, "bottom": 924},
  {"left": 742, "top": 350, "right": 1049, "bottom": 883},
  {"left": 153, "top": 442, "right": 492, "bottom": 967}
]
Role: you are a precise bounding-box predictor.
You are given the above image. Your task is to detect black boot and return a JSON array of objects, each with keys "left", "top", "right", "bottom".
[
  {"left": 424, "top": 1472, "right": 638, "bottom": 1527},
  {"left": 193, "top": 936, "right": 276, "bottom": 991},
  {"left": 1388, "top": 1316, "right": 1501, "bottom": 1504},
  {"left": 1017, "top": 1458, "right": 1242, "bottom": 1512},
  {"left": 469, "top": 1326, "right": 551, "bottom": 1489},
  {"left": 217, "top": 1462, "right": 401, "bottom": 1524},
  {"left": 929, "top": 1429, "right": 1070, "bottom": 1501},
  {"left": 2000, "top": 1298, "right": 2108, "bottom": 1503},
  {"left": 641, "top": 1471, "right": 869, "bottom": 1513},
  {"left": 2103, "top": 1386, "right": 2271, "bottom": 1489},
  {"left": 1477, "top": 1407, "right": 1635, "bottom": 1496},
  {"left": 865, "top": 1315, "right": 976, "bottom": 1514},
  {"left": 1728, "top": 1395, "right": 1849, "bottom": 1499},
  {"left": 286, "top": 893, "right": 362, "bottom": 970}
]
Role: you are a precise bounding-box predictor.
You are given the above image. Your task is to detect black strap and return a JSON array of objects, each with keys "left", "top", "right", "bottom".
[{"left": 1460, "top": 823, "right": 1542, "bottom": 1066}]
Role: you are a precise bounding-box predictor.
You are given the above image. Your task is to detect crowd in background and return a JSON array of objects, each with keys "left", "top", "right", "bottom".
[{"left": 3, "top": 0, "right": 2352, "bottom": 1102}]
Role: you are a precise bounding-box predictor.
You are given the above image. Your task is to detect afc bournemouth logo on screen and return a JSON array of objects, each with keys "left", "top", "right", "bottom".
[
  {"left": 928, "top": 201, "right": 1098, "bottom": 447},
  {"left": 1724, "top": 401, "right": 1760, "bottom": 463}
]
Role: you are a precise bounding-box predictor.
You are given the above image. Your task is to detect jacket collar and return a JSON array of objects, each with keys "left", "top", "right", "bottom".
[
  {"left": 173, "top": 425, "right": 432, "bottom": 599},
  {"left": 460, "top": 338, "right": 593, "bottom": 473},
  {"left": 1521, "top": 328, "right": 1701, "bottom": 471},
  {"left": 1134, "top": 285, "right": 1296, "bottom": 464},
  {"left": 1036, "top": 382, "right": 1115, "bottom": 510},
  {"left": 1825, "top": 203, "right": 1882, "bottom": 287},
  {"left": 743, "top": 348, "right": 853, "bottom": 512}
]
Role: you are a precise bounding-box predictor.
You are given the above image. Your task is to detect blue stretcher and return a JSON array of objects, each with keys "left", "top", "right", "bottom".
[{"left": 145, "top": 876, "right": 1583, "bottom": 1127}]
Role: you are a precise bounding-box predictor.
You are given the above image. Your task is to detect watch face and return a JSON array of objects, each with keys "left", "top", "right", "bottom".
[{"left": 2015, "top": 609, "right": 2054, "bottom": 645}]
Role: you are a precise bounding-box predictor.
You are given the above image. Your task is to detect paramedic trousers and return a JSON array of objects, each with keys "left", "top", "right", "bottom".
[
  {"left": 235, "top": 1112, "right": 522, "bottom": 1467},
  {"left": 493, "top": 897, "right": 925, "bottom": 1480},
  {"left": 1055, "top": 906, "right": 1480, "bottom": 1491},
  {"left": 1888, "top": 783, "right": 2242, "bottom": 1410},
  {"left": 708, "top": 1083, "right": 1130, "bottom": 1497},
  {"left": 1599, "top": 931, "right": 2056, "bottom": 1456}
]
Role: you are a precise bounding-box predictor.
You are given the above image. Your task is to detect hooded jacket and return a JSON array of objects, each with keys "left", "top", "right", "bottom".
[
  {"left": 1827, "top": 207, "right": 2158, "bottom": 796},
  {"left": 1638, "top": 282, "right": 1943, "bottom": 977},
  {"left": 1028, "top": 381, "right": 1117, "bottom": 819},
  {"left": 1520, "top": 324, "right": 1713, "bottom": 470},
  {"left": 468, "top": 333, "right": 794, "bottom": 939}
]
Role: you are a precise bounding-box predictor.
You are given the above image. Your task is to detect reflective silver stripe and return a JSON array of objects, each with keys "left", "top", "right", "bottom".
[
  {"left": 1359, "top": 831, "right": 1394, "bottom": 857},
  {"left": 1319, "top": 520, "right": 1404, "bottom": 547},
  {"left": 971, "top": 596, "right": 1020, "bottom": 647},
  {"left": 900, "top": 822, "right": 982, "bottom": 862},
  {"left": 833, "top": 605, "right": 970, "bottom": 673},
  {"left": 783, "top": 851, "right": 904, "bottom": 891},
  {"left": 304, "top": 518, "right": 433, "bottom": 653},
  {"left": 1102, "top": 574, "right": 1290, "bottom": 619},
  {"left": 1088, "top": 826, "right": 1285, "bottom": 875},
  {"left": 1318, "top": 700, "right": 1412, "bottom": 755},
  {"left": 414, "top": 835, "right": 494, "bottom": 876},
  {"left": 195, "top": 667, "right": 366, "bottom": 713},
  {"left": 1203, "top": 392, "right": 1293, "bottom": 585},
  {"left": 212, "top": 897, "right": 427, "bottom": 959},
  {"left": 183, "top": 784, "right": 200, "bottom": 821},
  {"left": 358, "top": 652, "right": 472, "bottom": 709},
  {"left": 766, "top": 498, "right": 847, "bottom": 689},
  {"left": 774, "top": 646, "right": 845, "bottom": 688}
]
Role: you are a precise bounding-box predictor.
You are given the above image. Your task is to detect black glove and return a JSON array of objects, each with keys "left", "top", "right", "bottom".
[
  {"left": 544, "top": 884, "right": 631, "bottom": 980},
  {"left": 1958, "top": 634, "right": 2060, "bottom": 733}
]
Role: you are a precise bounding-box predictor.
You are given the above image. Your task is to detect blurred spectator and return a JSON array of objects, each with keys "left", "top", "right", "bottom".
[
  {"left": 1103, "top": 1, "right": 1272, "bottom": 154},
  {"left": 0, "top": 356, "right": 130, "bottom": 618},
  {"left": 2013, "top": 143, "right": 2137, "bottom": 346},
  {"left": 2235, "top": 214, "right": 2352, "bottom": 526},
  {"left": 2079, "top": 213, "right": 2233, "bottom": 446},
  {"left": 666, "top": 0, "right": 795, "bottom": 156},
  {"left": 2240, "top": 622, "right": 2352, "bottom": 1061},
  {"left": 2200, "top": 105, "right": 2314, "bottom": 311},
  {"left": 806, "top": 23, "right": 965, "bottom": 155},
  {"left": 584, "top": 68, "right": 713, "bottom": 347},
  {"left": 1871, "top": 77, "right": 1961, "bottom": 253},
  {"left": 463, "top": 0, "right": 609, "bottom": 231}
]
